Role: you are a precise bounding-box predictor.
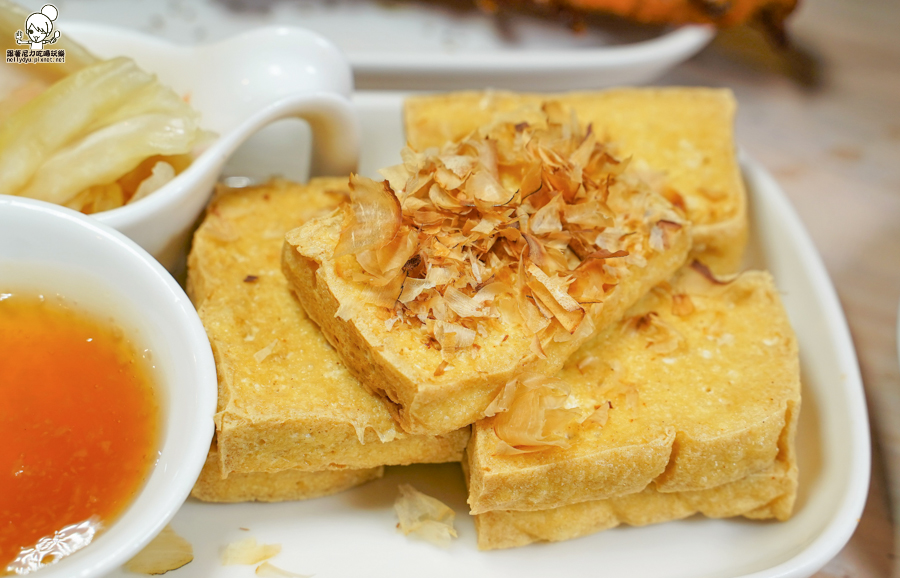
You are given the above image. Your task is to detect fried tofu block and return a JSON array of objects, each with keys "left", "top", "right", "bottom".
[
  {"left": 191, "top": 443, "right": 383, "bottom": 503},
  {"left": 467, "top": 268, "right": 800, "bottom": 513},
  {"left": 187, "top": 179, "right": 469, "bottom": 476},
  {"left": 404, "top": 89, "right": 747, "bottom": 273},
  {"left": 283, "top": 180, "right": 690, "bottom": 436},
  {"left": 473, "top": 450, "right": 797, "bottom": 550}
]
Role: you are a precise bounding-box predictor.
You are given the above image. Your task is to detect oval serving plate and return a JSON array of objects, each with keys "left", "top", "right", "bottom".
[{"left": 95, "top": 92, "right": 870, "bottom": 578}]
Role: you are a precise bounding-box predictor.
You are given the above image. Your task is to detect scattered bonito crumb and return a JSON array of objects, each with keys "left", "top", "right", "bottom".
[
  {"left": 253, "top": 339, "right": 279, "bottom": 363},
  {"left": 222, "top": 537, "right": 281, "bottom": 566},
  {"left": 394, "top": 484, "right": 458, "bottom": 547},
  {"left": 484, "top": 373, "right": 581, "bottom": 455},
  {"left": 124, "top": 524, "right": 193, "bottom": 575},
  {"left": 671, "top": 293, "right": 694, "bottom": 316},
  {"left": 576, "top": 354, "right": 599, "bottom": 373},
  {"left": 586, "top": 401, "right": 611, "bottom": 426},
  {"left": 434, "top": 360, "right": 450, "bottom": 377},
  {"left": 255, "top": 561, "right": 311, "bottom": 577},
  {"left": 717, "top": 333, "right": 735, "bottom": 346},
  {"left": 622, "top": 382, "right": 640, "bottom": 411},
  {"left": 627, "top": 311, "right": 683, "bottom": 355}
]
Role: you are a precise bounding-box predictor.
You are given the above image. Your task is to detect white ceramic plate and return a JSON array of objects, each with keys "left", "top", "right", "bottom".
[
  {"left": 97, "top": 92, "right": 870, "bottom": 578},
  {"left": 24, "top": 0, "right": 714, "bottom": 90}
]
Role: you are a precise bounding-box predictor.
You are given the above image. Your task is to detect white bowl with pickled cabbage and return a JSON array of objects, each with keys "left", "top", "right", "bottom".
[{"left": 0, "top": 3, "right": 359, "bottom": 272}]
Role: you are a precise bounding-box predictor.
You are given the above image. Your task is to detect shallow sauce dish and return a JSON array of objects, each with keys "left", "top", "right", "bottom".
[
  {"left": 1, "top": 295, "right": 159, "bottom": 574},
  {"left": 93, "top": 93, "right": 869, "bottom": 578},
  {"left": 0, "top": 196, "right": 217, "bottom": 578}
]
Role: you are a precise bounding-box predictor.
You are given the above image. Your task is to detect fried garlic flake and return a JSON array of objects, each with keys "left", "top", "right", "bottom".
[
  {"left": 125, "top": 525, "right": 193, "bottom": 575},
  {"left": 394, "top": 484, "right": 458, "bottom": 548},
  {"left": 221, "top": 537, "right": 281, "bottom": 566},
  {"left": 333, "top": 104, "right": 683, "bottom": 352},
  {"left": 255, "top": 561, "right": 311, "bottom": 577}
]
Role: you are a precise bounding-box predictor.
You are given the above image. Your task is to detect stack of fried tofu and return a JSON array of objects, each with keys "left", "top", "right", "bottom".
[
  {"left": 187, "top": 88, "right": 800, "bottom": 550},
  {"left": 187, "top": 179, "right": 470, "bottom": 502}
]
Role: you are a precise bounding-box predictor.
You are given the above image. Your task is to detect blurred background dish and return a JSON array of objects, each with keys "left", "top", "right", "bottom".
[
  {"left": 0, "top": 195, "right": 217, "bottom": 578},
  {"left": 21, "top": 0, "right": 714, "bottom": 90}
]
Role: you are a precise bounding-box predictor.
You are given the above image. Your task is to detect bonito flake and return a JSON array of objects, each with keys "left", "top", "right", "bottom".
[
  {"left": 331, "top": 103, "right": 684, "bottom": 355},
  {"left": 484, "top": 372, "right": 584, "bottom": 454}
]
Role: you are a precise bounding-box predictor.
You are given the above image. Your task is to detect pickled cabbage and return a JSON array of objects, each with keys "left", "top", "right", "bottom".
[{"left": 0, "top": 2, "right": 205, "bottom": 212}]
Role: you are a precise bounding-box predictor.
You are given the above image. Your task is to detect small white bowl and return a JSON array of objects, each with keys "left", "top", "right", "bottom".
[
  {"left": 63, "top": 24, "right": 362, "bottom": 273},
  {"left": 0, "top": 195, "right": 218, "bottom": 578}
]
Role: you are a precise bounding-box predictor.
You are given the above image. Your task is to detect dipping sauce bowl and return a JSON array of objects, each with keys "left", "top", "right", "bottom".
[{"left": 0, "top": 195, "right": 217, "bottom": 578}]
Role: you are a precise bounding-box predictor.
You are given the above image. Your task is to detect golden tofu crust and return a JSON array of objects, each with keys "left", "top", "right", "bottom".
[
  {"left": 191, "top": 443, "right": 383, "bottom": 503},
  {"left": 473, "top": 454, "right": 796, "bottom": 550}
]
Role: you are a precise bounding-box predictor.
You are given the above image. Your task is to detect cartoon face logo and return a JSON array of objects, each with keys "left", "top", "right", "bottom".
[{"left": 15, "top": 5, "right": 61, "bottom": 51}]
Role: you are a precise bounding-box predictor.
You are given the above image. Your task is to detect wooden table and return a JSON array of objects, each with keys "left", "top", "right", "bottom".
[{"left": 658, "top": 2, "right": 900, "bottom": 575}]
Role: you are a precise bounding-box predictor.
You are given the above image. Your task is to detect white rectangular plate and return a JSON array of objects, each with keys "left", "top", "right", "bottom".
[{"left": 104, "top": 92, "right": 869, "bottom": 578}]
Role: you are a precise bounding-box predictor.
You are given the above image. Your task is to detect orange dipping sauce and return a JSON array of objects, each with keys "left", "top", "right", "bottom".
[{"left": 0, "top": 293, "right": 159, "bottom": 574}]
